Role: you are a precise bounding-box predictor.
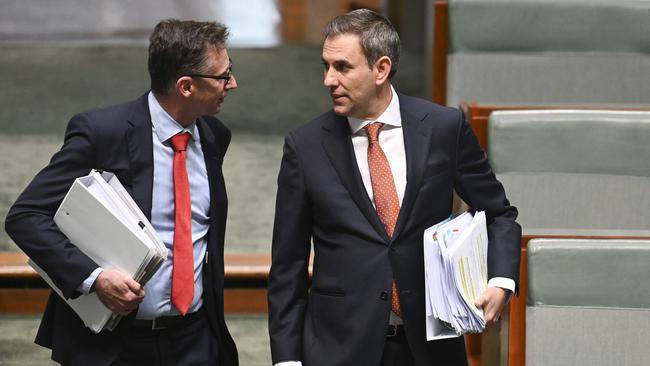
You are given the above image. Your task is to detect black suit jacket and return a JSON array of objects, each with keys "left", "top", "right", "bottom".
[
  {"left": 268, "top": 94, "right": 521, "bottom": 366},
  {"left": 5, "top": 93, "right": 238, "bottom": 366}
]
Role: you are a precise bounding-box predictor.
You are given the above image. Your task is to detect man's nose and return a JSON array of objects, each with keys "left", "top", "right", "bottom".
[
  {"left": 227, "top": 74, "right": 238, "bottom": 89},
  {"left": 323, "top": 68, "right": 338, "bottom": 88}
]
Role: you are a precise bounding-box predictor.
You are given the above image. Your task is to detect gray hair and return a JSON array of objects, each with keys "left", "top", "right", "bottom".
[{"left": 323, "top": 9, "right": 401, "bottom": 79}]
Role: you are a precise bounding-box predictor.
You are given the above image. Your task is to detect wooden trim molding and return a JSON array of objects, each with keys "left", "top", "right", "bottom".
[
  {"left": 0, "top": 288, "right": 49, "bottom": 313},
  {"left": 0, "top": 253, "right": 273, "bottom": 282},
  {"left": 0, "top": 253, "right": 275, "bottom": 314},
  {"left": 0, "top": 288, "right": 270, "bottom": 314},
  {"left": 432, "top": 1, "right": 449, "bottom": 106}
]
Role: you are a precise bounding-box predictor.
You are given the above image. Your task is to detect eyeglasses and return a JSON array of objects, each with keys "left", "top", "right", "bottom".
[{"left": 184, "top": 59, "right": 233, "bottom": 84}]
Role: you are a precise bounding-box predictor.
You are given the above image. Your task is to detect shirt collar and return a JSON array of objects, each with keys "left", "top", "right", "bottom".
[
  {"left": 348, "top": 85, "right": 401, "bottom": 134},
  {"left": 148, "top": 91, "right": 198, "bottom": 144}
]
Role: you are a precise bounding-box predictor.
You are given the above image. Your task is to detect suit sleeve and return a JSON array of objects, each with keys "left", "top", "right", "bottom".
[
  {"left": 5, "top": 113, "right": 99, "bottom": 298},
  {"left": 268, "top": 133, "right": 312, "bottom": 364},
  {"left": 452, "top": 111, "right": 522, "bottom": 290}
]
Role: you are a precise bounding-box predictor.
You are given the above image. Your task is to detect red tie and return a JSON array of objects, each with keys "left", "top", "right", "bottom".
[
  {"left": 364, "top": 122, "right": 402, "bottom": 316},
  {"left": 170, "top": 132, "right": 194, "bottom": 315}
]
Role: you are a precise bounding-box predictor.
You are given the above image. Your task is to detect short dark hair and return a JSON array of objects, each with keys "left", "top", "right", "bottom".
[
  {"left": 148, "top": 19, "right": 230, "bottom": 95},
  {"left": 323, "top": 9, "right": 401, "bottom": 79}
]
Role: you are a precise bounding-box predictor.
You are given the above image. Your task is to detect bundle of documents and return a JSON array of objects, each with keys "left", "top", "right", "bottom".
[
  {"left": 423, "top": 211, "right": 488, "bottom": 340},
  {"left": 29, "top": 169, "right": 168, "bottom": 333}
]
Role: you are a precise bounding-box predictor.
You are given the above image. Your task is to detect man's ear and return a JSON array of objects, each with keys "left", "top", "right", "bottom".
[
  {"left": 175, "top": 76, "right": 194, "bottom": 98},
  {"left": 374, "top": 56, "right": 392, "bottom": 85}
]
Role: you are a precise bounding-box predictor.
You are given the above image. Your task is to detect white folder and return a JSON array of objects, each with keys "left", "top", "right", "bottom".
[{"left": 30, "top": 169, "right": 168, "bottom": 333}]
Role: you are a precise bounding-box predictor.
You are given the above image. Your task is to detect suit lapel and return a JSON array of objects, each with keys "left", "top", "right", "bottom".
[
  {"left": 196, "top": 118, "right": 220, "bottom": 212},
  {"left": 321, "top": 113, "right": 390, "bottom": 242},
  {"left": 392, "top": 97, "right": 432, "bottom": 241},
  {"left": 125, "top": 94, "right": 154, "bottom": 220},
  {"left": 123, "top": 95, "right": 223, "bottom": 228}
]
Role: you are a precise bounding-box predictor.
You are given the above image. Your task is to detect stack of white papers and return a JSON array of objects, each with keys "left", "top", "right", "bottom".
[
  {"left": 30, "top": 169, "right": 168, "bottom": 333},
  {"left": 423, "top": 211, "right": 488, "bottom": 340}
]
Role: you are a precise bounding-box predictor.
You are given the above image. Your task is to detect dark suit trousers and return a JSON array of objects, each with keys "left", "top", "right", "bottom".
[
  {"left": 380, "top": 330, "right": 469, "bottom": 366},
  {"left": 381, "top": 331, "right": 417, "bottom": 366},
  {"left": 110, "top": 310, "right": 219, "bottom": 366}
]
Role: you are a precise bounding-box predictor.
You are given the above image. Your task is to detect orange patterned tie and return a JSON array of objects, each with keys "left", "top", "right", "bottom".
[
  {"left": 364, "top": 122, "right": 402, "bottom": 316},
  {"left": 170, "top": 132, "right": 194, "bottom": 315}
]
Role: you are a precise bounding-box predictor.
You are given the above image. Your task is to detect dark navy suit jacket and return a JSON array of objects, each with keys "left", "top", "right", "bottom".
[
  {"left": 268, "top": 94, "right": 521, "bottom": 366},
  {"left": 5, "top": 93, "right": 238, "bottom": 366}
]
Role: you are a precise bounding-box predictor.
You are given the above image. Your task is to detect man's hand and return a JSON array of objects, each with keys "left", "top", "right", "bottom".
[
  {"left": 474, "top": 287, "right": 509, "bottom": 324},
  {"left": 94, "top": 269, "right": 145, "bottom": 316}
]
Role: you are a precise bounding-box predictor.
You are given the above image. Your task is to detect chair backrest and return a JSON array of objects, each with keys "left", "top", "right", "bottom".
[
  {"left": 487, "top": 110, "right": 650, "bottom": 231},
  {"left": 488, "top": 110, "right": 650, "bottom": 177},
  {"left": 444, "top": 0, "right": 650, "bottom": 107},
  {"left": 526, "top": 238, "right": 650, "bottom": 366}
]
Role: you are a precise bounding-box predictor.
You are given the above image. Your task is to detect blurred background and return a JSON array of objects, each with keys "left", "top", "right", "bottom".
[
  {"left": 0, "top": 1, "right": 430, "bottom": 365},
  {"left": 2, "top": 1, "right": 650, "bottom": 366},
  {"left": 0, "top": 0, "right": 431, "bottom": 254}
]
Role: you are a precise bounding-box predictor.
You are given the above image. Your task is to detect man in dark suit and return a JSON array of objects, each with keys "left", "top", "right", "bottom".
[
  {"left": 268, "top": 9, "right": 521, "bottom": 366},
  {"left": 5, "top": 19, "right": 238, "bottom": 366}
]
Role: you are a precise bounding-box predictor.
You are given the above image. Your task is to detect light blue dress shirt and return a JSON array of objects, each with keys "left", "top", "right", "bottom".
[
  {"left": 135, "top": 92, "right": 211, "bottom": 319},
  {"left": 78, "top": 93, "right": 212, "bottom": 317},
  {"left": 77, "top": 92, "right": 210, "bottom": 319}
]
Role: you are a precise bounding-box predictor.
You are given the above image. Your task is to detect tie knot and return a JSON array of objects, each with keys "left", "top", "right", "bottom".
[
  {"left": 171, "top": 132, "right": 191, "bottom": 152},
  {"left": 364, "top": 122, "right": 384, "bottom": 142}
]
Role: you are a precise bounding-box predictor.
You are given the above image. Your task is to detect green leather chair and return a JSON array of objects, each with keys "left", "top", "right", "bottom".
[
  {"left": 488, "top": 109, "right": 650, "bottom": 234},
  {"left": 445, "top": 0, "right": 650, "bottom": 107},
  {"left": 526, "top": 238, "right": 650, "bottom": 366}
]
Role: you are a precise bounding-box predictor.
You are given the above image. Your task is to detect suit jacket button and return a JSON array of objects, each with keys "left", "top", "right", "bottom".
[{"left": 380, "top": 291, "right": 388, "bottom": 300}]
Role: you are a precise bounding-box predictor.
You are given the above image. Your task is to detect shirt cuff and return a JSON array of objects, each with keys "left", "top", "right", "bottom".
[
  {"left": 274, "top": 362, "right": 302, "bottom": 366},
  {"left": 487, "top": 277, "right": 515, "bottom": 294},
  {"left": 76, "top": 267, "right": 104, "bottom": 295}
]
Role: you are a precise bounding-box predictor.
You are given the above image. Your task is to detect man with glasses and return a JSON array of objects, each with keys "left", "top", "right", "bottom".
[
  {"left": 268, "top": 9, "right": 520, "bottom": 366},
  {"left": 6, "top": 19, "right": 238, "bottom": 366}
]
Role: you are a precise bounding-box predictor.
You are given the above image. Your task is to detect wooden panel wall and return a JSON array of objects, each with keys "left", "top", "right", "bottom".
[
  {"left": 432, "top": 1, "right": 449, "bottom": 106},
  {"left": 280, "top": 0, "right": 385, "bottom": 44}
]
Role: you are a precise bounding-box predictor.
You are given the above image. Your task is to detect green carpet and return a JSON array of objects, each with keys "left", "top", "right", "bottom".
[
  {"left": 0, "top": 314, "right": 271, "bottom": 366},
  {"left": 0, "top": 132, "right": 284, "bottom": 253},
  {"left": 0, "top": 44, "right": 425, "bottom": 253}
]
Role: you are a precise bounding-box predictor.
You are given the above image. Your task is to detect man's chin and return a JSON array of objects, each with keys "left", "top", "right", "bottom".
[{"left": 332, "top": 105, "right": 351, "bottom": 116}]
